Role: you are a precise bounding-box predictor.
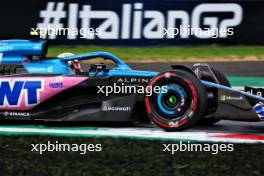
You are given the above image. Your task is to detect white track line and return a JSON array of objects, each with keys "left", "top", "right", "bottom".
[{"left": 0, "top": 126, "right": 263, "bottom": 143}]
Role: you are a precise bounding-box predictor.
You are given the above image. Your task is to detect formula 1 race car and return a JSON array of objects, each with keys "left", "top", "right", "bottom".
[{"left": 0, "top": 39, "right": 263, "bottom": 131}]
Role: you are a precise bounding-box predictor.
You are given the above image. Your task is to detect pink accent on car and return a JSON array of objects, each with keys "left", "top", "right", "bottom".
[{"left": 0, "top": 76, "right": 88, "bottom": 110}]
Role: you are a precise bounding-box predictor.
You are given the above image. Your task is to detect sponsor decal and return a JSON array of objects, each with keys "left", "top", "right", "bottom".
[
  {"left": 102, "top": 106, "right": 131, "bottom": 112},
  {"left": 49, "top": 82, "right": 64, "bottom": 89},
  {"left": 47, "top": 66, "right": 53, "bottom": 72},
  {"left": 27, "top": 67, "right": 46, "bottom": 72},
  {"left": 220, "top": 95, "right": 243, "bottom": 101},
  {"left": 0, "top": 80, "right": 43, "bottom": 107},
  {"left": 2, "top": 111, "right": 30, "bottom": 117},
  {"left": 0, "top": 76, "right": 87, "bottom": 110},
  {"left": 0, "top": 46, "right": 12, "bottom": 51},
  {"left": 0, "top": 42, "right": 11, "bottom": 51},
  {"left": 116, "top": 77, "right": 151, "bottom": 84},
  {"left": 27, "top": 66, "right": 54, "bottom": 73}
]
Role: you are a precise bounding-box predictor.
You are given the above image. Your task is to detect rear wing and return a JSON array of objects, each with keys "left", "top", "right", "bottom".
[{"left": 0, "top": 40, "right": 47, "bottom": 63}]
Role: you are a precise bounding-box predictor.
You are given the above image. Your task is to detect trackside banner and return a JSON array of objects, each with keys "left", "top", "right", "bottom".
[{"left": 0, "top": 0, "right": 264, "bottom": 45}]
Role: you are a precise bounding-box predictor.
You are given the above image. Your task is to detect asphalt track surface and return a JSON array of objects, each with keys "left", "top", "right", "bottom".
[{"left": 129, "top": 61, "right": 264, "bottom": 134}]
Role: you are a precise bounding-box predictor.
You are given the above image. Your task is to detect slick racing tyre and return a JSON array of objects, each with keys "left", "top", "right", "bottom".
[
  {"left": 199, "top": 68, "right": 231, "bottom": 125},
  {"left": 145, "top": 70, "right": 208, "bottom": 131}
]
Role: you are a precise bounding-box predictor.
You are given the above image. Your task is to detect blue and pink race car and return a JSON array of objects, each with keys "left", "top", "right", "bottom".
[{"left": 0, "top": 39, "right": 263, "bottom": 131}]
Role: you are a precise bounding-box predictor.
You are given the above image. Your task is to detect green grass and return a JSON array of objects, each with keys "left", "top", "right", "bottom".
[
  {"left": 48, "top": 45, "right": 264, "bottom": 62},
  {"left": 228, "top": 76, "right": 264, "bottom": 87},
  {"left": 1, "top": 136, "right": 264, "bottom": 176}
]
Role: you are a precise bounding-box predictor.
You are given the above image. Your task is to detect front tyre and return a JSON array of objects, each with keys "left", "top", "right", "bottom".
[{"left": 145, "top": 70, "right": 207, "bottom": 131}]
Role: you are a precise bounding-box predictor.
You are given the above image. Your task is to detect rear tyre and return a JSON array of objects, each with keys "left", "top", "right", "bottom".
[
  {"left": 145, "top": 70, "right": 208, "bottom": 131},
  {"left": 199, "top": 68, "right": 231, "bottom": 125}
]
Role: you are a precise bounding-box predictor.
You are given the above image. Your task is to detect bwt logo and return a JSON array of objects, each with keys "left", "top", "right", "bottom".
[{"left": 0, "top": 80, "right": 43, "bottom": 107}]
